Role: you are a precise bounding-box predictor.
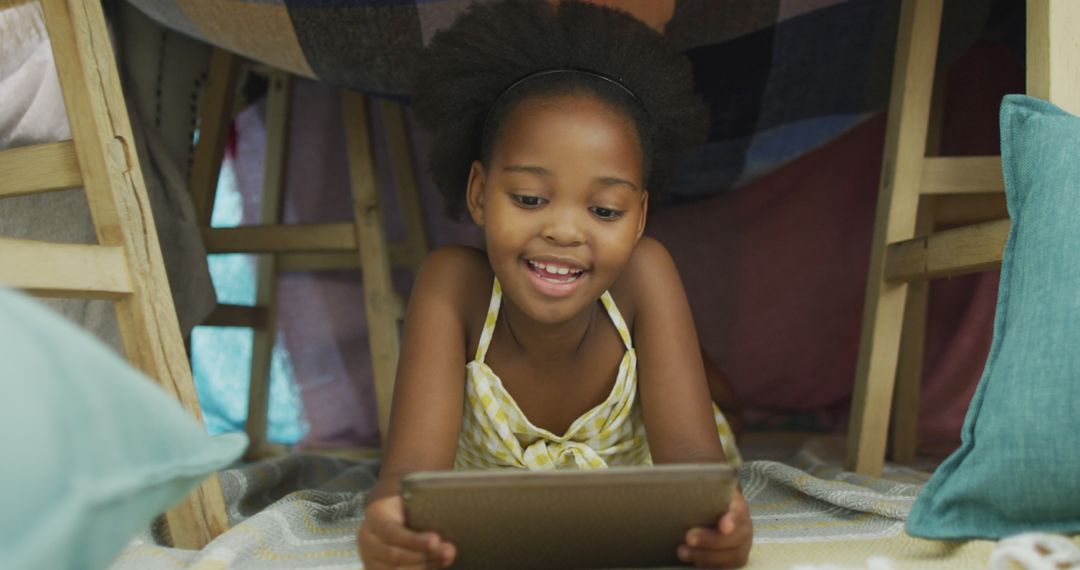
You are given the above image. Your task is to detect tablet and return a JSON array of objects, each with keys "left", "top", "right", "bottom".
[{"left": 402, "top": 463, "right": 736, "bottom": 570}]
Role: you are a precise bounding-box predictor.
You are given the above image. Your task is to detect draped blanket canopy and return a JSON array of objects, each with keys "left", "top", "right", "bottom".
[{"left": 125, "top": 0, "right": 1014, "bottom": 198}]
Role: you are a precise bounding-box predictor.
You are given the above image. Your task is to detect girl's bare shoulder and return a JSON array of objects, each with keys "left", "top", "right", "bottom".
[
  {"left": 413, "top": 245, "right": 493, "bottom": 344},
  {"left": 608, "top": 236, "right": 682, "bottom": 327}
]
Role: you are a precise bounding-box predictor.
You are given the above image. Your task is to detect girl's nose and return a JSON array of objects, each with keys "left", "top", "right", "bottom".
[{"left": 541, "top": 213, "right": 585, "bottom": 247}]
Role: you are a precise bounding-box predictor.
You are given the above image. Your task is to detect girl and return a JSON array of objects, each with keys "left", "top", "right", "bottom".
[{"left": 358, "top": 1, "right": 752, "bottom": 568}]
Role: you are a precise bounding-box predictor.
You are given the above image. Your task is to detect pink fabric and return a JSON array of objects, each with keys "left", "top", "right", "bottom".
[
  {"left": 647, "top": 114, "right": 881, "bottom": 429},
  {"left": 648, "top": 39, "right": 1022, "bottom": 455},
  {"left": 647, "top": 118, "right": 997, "bottom": 455}
]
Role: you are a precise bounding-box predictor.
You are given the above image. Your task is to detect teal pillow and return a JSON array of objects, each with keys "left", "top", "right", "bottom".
[
  {"left": 907, "top": 95, "right": 1080, "bottom": 539},
  {"left": 0, "top": 288, "right": 247, "bottom": 569}
]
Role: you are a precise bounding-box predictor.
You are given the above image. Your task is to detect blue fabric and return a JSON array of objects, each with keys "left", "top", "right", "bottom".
[
  {"left": 0, "top": 288, "right": 247, "bottom": 570},
  {"left": 906, "top": 95, "right": 1080, "bottom": 539}
]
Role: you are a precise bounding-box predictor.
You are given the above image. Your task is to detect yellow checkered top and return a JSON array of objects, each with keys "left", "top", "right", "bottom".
[{"left": 454, "top": 278, "right": 741, "bottom": 470}]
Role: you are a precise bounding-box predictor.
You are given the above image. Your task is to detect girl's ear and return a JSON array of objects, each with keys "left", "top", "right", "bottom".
[
  {"left": 466, "top": 160, "right": 486, "bottom": 226},
  {"left": 635, "top": 190, "right": 649, "bottom": 241}
]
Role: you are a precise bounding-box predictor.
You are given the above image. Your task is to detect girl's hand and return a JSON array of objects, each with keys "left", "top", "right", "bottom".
[
  {"left": 677, "top": 488, "right": 752, "bottom": 568},
  {"left": 357, "top": 495, "right": 456, "bottom": 569}
]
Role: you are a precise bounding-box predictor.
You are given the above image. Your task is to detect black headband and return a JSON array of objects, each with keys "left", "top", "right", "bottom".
[
  {"left": 495, "top": 68, "right": 642, "bottom": 107},
  {"left": 482, "top": 68, "right": 646, "bottom": 137}
]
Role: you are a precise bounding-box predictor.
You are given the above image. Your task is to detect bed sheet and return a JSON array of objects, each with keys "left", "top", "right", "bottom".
[{"left": 109, "top": 436, "right": 1003, "bottom": 569}]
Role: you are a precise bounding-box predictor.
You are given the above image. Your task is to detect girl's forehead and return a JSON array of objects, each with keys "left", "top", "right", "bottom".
[{"left": 492, "top": 94, "right": 644, "bottom": 169}]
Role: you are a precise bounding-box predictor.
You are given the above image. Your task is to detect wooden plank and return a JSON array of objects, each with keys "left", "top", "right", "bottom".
[
  {"left": 379, "top": 99, "right": 430, "bottom": 271},
  {"left": 0, "top": 141, "right": 82, "bottom": 197},
  {"left": 41, "top": 0, "right": 228, "bottom": 547},
  {"left": 277, "top": 247, "right": 409, "bottom": 272},
  {"left": 245, "top": 71, "right": 291, "bottom": 461},
  {"left": 203, "top": 222, "right": 356, "bottom": 253},
  {"left": 202, "top": 303, "right": 269, "bottom": 328},
  {"left": 890, "top": 72, "right": 945, "bottom": 460},
  {"left": 889, "top": 197, "right": 935, "bottom": 464},
  {"left": 343, "top": 91, "right": 400, "bottom": 444},
  {"left": 890, "top": 280, "right": 929, "bottom": 463},
  {"left": 884, "top": 219, "right": 1009, "bottom": 282},
  {"left": 920, "top": 157, "right": 1003, "bottom": 195},
  {"left": 846, "top": 0, "right": 943, "bottom": 477},
  {"left": 0, "top": 239, "right": 132, "bottom": 299},
  {"left": 278, "top": 252, "right": 360, "bottom": 272},
  {"left": 933, "top": 194, "right": 1007, "bottom": 226},
  {"left": 189, "top": 48, "right": 239, "bottom": 226},
  {"left": 1028, "top": 0, "right": 1080, "bottom": 115}
]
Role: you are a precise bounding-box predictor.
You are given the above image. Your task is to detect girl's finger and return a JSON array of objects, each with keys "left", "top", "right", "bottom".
[
  {"left": 720, "top": 512, "right": 736, "bottom": 535},
  {"left": 437, "top": 543, "right": 457, "bottom": 567},
  {"left": 677, "top": 544, "right": 751, "bottom": 569},
  {"left": 686, "top": 524, "right": 750, "bottom": 551},
  {"left": 372, "top": 517, "right": 441, "bottom": 552},
  {"left": 720, "top": 493, "right": 749, "bottom": 534},
  {"left": 360, "top": 528, "right": 434, "bottom": 568},
  {"left": 380, "top": 543, "right": 432, "bottom": 567}
]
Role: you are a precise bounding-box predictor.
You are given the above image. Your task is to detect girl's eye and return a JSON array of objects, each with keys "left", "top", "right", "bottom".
[
  {"left": 511, "top": 194, "right": 546, "bottom": 208},
  {"left": 590, "top": 206, "right": 624, "bottom": 221}
]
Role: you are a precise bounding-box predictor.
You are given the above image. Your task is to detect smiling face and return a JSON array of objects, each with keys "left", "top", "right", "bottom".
[{"left": 466, "top": 93, "right": 649, "bottom": 325}]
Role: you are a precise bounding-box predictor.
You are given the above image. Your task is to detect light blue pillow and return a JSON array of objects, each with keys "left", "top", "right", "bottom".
[
  {"left": 907, "top": 95, "right": 1080, "bottom": 539},
  {"left": 0, "top": 287, "right": 247, "bottom": 569}
]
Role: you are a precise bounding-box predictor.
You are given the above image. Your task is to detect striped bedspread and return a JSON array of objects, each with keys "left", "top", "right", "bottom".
[{"left": 108, "top": 436, "right": 1003, "bottom": 569}]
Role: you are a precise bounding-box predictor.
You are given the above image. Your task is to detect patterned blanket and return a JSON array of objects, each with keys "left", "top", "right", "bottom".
[
  {"left": 123, "top": 0, "right": 1015, "bottom": 198},
  {"left": 109, "top": 437, "right": 994, "bottom": 570}
]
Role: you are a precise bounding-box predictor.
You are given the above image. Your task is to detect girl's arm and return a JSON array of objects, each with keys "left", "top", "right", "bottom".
[
  {"left": 368, "top": 246, "right": 477, "bottom": 501},
  {"left": 624, "top": 237, "right": 726, "bottom": 463},
  {"left": 623, "top": 237, "right": 752, "bottom": 569},
  {"left": 359, "top": 247, "right": 484, "bottom": 569}
]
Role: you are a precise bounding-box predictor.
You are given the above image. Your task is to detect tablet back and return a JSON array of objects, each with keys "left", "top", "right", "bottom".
[{"left": 402, "top": 464, "right": 735, "bottom": 569}]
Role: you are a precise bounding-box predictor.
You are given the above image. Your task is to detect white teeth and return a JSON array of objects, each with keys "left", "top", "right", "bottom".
[{"left": 529, "top": 259, "right": 584, "bottom": 276}]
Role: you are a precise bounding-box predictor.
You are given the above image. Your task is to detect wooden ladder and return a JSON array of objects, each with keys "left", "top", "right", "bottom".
[
  {"left": 188, "top": 50, "right": 430, "bottom": 455},
  {"left": 846, "top": 0, "right": 1080, "bottom": 476},
  {"left": 0, "top": 0, "right": 228, "bottom": 548}
]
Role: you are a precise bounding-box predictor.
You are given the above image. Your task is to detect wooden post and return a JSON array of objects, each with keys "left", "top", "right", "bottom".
[
  {"left": 888, "top": 67, "right": 945, "bottom": 465},
  {"left": 846, "top": 0, "right": 943, "bottom": 476},
  {"left": 245, "top": 71, "right": 292, "bottom": 459},
  {"left": 889, "top": 196, "right": 935, "bottom": 463},
  {"left": 343, "top": 92, "right": 400, "bottom": 444},
  {"left": 189, "top": 49, "right": 238, "bottom": 226},
  {"left": 1027, "top": 0, "right": 1080, "bottom": 114},
  {"left": 40, "top": 0, "right": 229, "bottom": 547}
]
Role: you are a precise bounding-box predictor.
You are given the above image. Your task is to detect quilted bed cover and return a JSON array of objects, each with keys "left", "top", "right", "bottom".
[{"left": 109, "top": 438, "right": 1012, "bottom": 569}]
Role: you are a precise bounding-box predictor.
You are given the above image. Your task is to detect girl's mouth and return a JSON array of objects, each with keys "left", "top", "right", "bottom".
[{"left": 524, "top": 259, "right": 587, "bottom": 297}]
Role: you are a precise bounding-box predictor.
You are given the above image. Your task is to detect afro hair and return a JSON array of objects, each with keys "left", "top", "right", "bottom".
[{"left": 411, "top": 0, "right": 708, "bottom": 220}]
